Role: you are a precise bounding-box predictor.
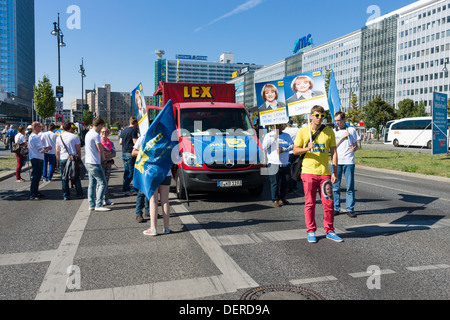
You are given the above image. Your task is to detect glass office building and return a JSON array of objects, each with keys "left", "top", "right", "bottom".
[{"left": 0, "top": 0, "right": 35, "bottom": 103}]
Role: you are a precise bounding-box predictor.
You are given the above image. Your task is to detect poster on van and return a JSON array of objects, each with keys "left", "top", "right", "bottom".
[
  {"left": 284, "top": 70, "right": 329, "bottom": 116},
  {"left": 255, "top": 80, "right": 289, "bottom": 126},
  {"left": 132, "top": 83, "right": 149, "bottom": 134}
]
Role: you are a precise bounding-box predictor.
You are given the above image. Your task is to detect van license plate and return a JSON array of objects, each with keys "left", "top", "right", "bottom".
[{"left": 218, "top": 181, "right": 242, "bottom": 187}]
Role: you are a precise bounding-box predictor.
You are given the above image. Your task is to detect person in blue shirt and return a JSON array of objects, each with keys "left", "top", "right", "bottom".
[{"left": 7, "top": 125, "right": 18, "bottom": 152}]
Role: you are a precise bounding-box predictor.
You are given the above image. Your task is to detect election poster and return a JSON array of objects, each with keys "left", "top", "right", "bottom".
[
  {"left": 255, "top": 80, "right": 289, "bottom": 126},
  {"left": 284, "top": 70, "right": 329, "bottom": 117},
  {"left": 132, "top": 83, "right": 149, "bottom": 134},
  {"left": 432, "top": 92, "right": 448, "bottom": 155}
]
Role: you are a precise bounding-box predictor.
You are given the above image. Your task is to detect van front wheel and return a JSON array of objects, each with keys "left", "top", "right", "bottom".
[{"left": 176, "top": 171, "right": 187, "bottom": 200}]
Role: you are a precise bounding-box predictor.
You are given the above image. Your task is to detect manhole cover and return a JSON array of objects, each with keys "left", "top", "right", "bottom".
[{"left": 241, "top": 285, "right": 326, "bottom": 300}]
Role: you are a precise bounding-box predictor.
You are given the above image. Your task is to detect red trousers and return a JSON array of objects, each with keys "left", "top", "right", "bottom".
[
  {"left": 15, "top": 153, "right": 25, "bottom": 180},
  {"left": 301, "top": 173, "right": 335, "bottom": 234}
]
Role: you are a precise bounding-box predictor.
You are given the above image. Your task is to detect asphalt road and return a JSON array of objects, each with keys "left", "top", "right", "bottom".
[{"left": 0, "top": 136, "right": 449, "bottom": 304}]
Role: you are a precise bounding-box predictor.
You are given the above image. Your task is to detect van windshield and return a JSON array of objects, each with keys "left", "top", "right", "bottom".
[{"left": 180, "top": 108, "right": 255, "bottom": 137}]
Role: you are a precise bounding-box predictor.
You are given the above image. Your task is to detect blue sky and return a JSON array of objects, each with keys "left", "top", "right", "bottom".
[{"left": 35, "top": 0, "right": 415, "bottom": 109}]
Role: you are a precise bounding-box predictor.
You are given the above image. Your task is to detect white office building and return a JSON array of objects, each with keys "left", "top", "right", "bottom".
[
  {"left": 302, "top": 30, "right": 362, "bottom": 111},
  {"left": 394, "top": 0, "right": 450, "bottom": 111}
]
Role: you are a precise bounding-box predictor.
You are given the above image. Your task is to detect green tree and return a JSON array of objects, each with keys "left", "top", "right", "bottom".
[
  {"left": 363, "top": 96, "right": 396, "bottom": 135},
  {"left": 413, "top": 101, "right": 428, "bottom": 117},
  {"left": 33, "top": 75, "right": 56, "bottom": 120},
  {"left": 83, "top": 110, "right": 93, "bottom": 126},
  {"left": 346, "top": 91, "right": 364, "bottom": 125},
  {"left": 291, "top": 115, "right": 306, "bottom": 127},
  {"left": 397, "top": 99, "right": 429, "bottom": 118},
  {"left": 397, "top": 99, "right": 415, "bottom": 118}
]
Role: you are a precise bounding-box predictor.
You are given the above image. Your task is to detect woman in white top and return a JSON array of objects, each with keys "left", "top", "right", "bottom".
[{"left": 14, "top": 126, "right": 27, "bottom": 182}]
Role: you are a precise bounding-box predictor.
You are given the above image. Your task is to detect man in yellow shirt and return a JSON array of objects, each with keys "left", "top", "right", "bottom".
[{"left": 293, "top": 106, "right": 342, "bottom": 243}]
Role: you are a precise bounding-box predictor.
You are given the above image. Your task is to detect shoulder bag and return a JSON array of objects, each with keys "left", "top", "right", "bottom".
[{"left": 291, "top": 125, "right": 326, "bottom": 182}]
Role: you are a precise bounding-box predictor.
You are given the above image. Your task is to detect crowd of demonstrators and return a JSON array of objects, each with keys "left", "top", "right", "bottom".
[
  {"left": 258, "top": 106, "right": 360, "bottom": 244},
  {"left": 5, "top": 107, "right": 360, "bottom": 241}
]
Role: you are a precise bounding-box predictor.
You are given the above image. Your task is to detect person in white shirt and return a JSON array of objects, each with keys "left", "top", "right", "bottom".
[
  {"left": 28, "top": 122, "right": 52, "bottom": 200},
  {"left": 85, "top": 118, "right": 110, "bottom": 212},
  {"left": 56, "top": 122, "right": 84, "bottom": 200},
  {"left": 333, "top": 112, "right": 360, "bottom": 218},
  {"left": 262, "top": 123, "right": 294, "bottom": 207},
  {"left": 40, "top": 123, "right": 58, "bottom": 182}
]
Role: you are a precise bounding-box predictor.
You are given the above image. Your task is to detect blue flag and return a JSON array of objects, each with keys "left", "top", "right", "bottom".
[
  {"left": 328, "top": 70, "right": 341, "bottom": 125},
  {"left": 133, "top": 99, "right": 176, "bottom": 200}
]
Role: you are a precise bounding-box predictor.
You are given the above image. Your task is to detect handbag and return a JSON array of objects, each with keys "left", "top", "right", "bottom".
[
  {"left": 12, "top": 142, "right": 28, "bottom": 156},
  {"left": 291, "top": 125, "right": 326, "bottom": 182},
  {"left": 60, "top": 135, "right": 85, "bottom": 179}
]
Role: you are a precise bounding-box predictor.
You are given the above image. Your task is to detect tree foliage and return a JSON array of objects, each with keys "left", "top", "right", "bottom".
[
  {"left": 397, "top": 99, "right": 429, "bottom": 118},
  {"left": 346, "top": 91, "right": 364, "bottom": 125},
  {"left": 83, "top": 110, "right": 93, "bottom": 126},
  {"left": 33, "top": 75, "right": 56, "bottom": 120},
  {"left": 363, "top": 96, "right": 396, "bottom": 134}
]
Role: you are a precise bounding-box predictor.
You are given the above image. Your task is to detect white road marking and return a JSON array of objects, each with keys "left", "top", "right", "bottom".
[
  {"left": 290, "top": 276, "right": 338, "bottom": 285},
  {"left": 35, "top": 200, "right": 92, "bottom": 300},
  {"left": 349, "top": 269, "right": 396, "bottom": 278}
]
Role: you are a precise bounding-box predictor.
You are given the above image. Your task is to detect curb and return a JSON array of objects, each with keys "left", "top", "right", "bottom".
[{"left": 356, "top": 165, "right": 450, "bottom": 183}]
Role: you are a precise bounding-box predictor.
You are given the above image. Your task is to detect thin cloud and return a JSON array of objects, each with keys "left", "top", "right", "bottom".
[{"left": 195, "top": 0, "right": 265, "bottom": 32}]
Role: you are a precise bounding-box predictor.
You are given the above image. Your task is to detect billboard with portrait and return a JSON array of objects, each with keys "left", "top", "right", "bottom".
[
  {"left": 132, "top": 83, "right": 149, "bottom": 134},
  {"left": 284, "top": 70, "right": 329, "bottom": 116},
  {"left": 255, "top": 80, "right": 288, "bottom": 126}
]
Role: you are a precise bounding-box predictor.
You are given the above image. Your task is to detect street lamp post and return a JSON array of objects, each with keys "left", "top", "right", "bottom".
[
  {"left": 51, "top": 13, "right": 66, "bottom": 103},
  {"left": 78, "top": 58, "right": 87, "bottom": 114}
]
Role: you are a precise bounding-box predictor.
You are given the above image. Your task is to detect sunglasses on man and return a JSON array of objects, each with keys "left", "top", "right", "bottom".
[{"left": 312, "top": 114, "right": 325, "bottom": 119}]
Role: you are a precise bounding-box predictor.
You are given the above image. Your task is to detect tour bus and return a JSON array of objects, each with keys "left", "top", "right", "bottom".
[{"left": 385, "top": 116, "right": 450, "bottom": 149}]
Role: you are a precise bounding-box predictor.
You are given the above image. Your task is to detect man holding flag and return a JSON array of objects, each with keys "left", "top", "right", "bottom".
[{"left": 132, "top": 100, "right": 177, "bottom": 236}]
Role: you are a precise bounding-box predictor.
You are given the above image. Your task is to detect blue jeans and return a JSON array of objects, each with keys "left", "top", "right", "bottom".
[
  {"left": 136, "top": 190, "right": 149, "bottom": 217},
  {"left": 86, "top": 163, "right": 107, "bottom": 208},
  {"left": 60, "top": 159, "right": 83, "bottom": 200},
  {"left": 333, "top": 164, "right": 355, "bottom": 212},
  {"left": 43, "top": 153, "right": 56, "bottom": 180},
  {"left": 30, "top": 158, "right": 43, "bottom": 199},
  {"left": 268, "top": 164, "right": 290, "bottom": 202},
  {"left": 122, "top": 154, "right": 136, "bottom": 192}
]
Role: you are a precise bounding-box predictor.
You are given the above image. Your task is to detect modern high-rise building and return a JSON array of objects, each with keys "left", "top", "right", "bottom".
[
  {"left": 0, "top": 0, "right": 34, "bottom": 103},
  {"left": 0, "top": 0, "right": 35, "bottom": 124},
  {"left": 154, "top": 51, "right": 263, "bottom": 91}
]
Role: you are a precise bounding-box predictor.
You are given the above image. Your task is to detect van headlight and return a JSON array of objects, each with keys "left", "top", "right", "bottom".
[{"left": 182, "top": 152, "right": 201, "bottom": 168}]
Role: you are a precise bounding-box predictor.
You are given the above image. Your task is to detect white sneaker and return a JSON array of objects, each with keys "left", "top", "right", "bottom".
[
  {"left": 143, "top": 228, "right": 157, "bottom": 236},
  {"left": 89, "top": 207, "right": 95, "bottom": 211},
  {"left": 103, "top": 200, "right": 115, "bottom": 206},
  {"left": 95, "top": 206, "right": 111, "bottom": 212}
]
